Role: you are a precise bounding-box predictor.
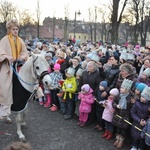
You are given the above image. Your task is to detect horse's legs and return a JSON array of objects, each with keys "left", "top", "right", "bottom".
[
  {"left": 15, "top": 112, "right": 26, "bottom": 142},
  {"left": 21, "top": 109, "right": 27, "bottom": 126},
  {"left": 0, "top": 116, "right": 12, "bottom": 124}
]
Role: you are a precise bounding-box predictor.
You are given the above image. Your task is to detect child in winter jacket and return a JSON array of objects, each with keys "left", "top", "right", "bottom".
[
  {"left": 141, "top": 114, "right": 150, "bottom": 150},
  {"left": 62, "top": 67, "right": 77, "bottom": 120},
  {"left": 112, "top": 79, "right": 133, "bottom": 149},
  {"left": 130, "top": 82, "right": 147, "bottom": 106},
  {"left": 95, "top": 80, "right": 108, "bottom": 131},
  {"left": 77, "top": 84, "right": 95, "bottom": 127},
  {"left": 130, "top": 86, "right": 150, "bottom": 150},
  {"left": 101, "top": 88, "right": 119, "bottom": 140},
  {"left": 49, "top": 63, "right": 63, "bottom": 112}
]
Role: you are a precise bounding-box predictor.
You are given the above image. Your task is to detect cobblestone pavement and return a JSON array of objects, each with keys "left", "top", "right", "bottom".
[{"left": 0, "top": 100, "right": 130, "bottom": 150}]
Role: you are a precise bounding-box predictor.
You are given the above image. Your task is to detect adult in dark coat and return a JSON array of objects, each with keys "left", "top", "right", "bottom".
[
  {"left": 99, "top": 55, "right": 120, "bottom": 98},
  {"left": 79, "top": 61, "right": 102, "bottom": 123},
  {"left": 116, "top": 63, "right": 138, "bottom": 91},
  {"left": 69, "top": 56, "right": 82, "bottom": 115}
]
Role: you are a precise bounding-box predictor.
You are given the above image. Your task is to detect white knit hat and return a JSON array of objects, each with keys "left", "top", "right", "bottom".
[
  {"left": 45, "top": 52, "right": 52, "bottom": 58},
  {"left": 109, "top": 88, "right": 119, "bottom": 96},
  {"left": 143, "top": 68, "right": 150, "bottom": 77},
  {"left": 120, "top": 52, "right": 128, "bottom": 61},
  {"left": 141, "top": 86, "right": 150, "bottom": 101},
  {"left": 91, "top": 54, "right": 100, "bottom": 63},
  {"left": 127, "top": 53, "right": 135, "bottom": 61},
  {"left": 66, "top": 67, "right": 75, "bottom": 76},
  {"left": 76, "top": 68, "right": 83, "bottom": 76},
  {"left": 121, "top": 79, "right": 133, "bottom": 90}
]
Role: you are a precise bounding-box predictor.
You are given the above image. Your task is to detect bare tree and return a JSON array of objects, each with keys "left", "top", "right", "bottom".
[
  {"left": 64, "top": 4, "right": 69, "bottom": 42},
  {"left": 36, "top": 0, "right": 40, "bottom": 38},
  {"left": 97, "top": 4, "right": 112, "bottom": 42},
  {"left": 128, "top": 0, "right": 150, "bottom": 45},
  {"left": 138, "top": 0, "right": 150, "bottom": 46},
  {"left": 18, "top": 10, "right": 35, "bottom": 39},
  {"left": 0, "top": 0, "right": 17, "bottom": 35},
  {"left": 110, "top": 0, "right": 128, "bottom": 44}
]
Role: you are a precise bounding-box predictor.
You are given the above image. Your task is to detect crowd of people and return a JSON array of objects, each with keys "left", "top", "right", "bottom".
[
  {"left": 30, "top": 38, "right": 150, "bottom": 150},
  {"left": 0, "top": 19, "right": 150, "bottom": 150}
]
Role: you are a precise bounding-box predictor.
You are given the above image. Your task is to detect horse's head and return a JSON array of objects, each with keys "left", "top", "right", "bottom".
[{"left": 30, "top": 52, "right": 52, "bottom": 87}]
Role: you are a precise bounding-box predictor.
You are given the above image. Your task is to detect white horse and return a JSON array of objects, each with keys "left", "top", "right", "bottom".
[{"left": 11, "top": 52, "right": 52, "bottom": 142}]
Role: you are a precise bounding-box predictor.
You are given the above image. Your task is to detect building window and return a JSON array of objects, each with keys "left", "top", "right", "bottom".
[
  {"left": 79, "top": 36, "right": 80, "bottom": 39},
  {"left": 84, "top": 36, "right": 86, "bottom": 39}
]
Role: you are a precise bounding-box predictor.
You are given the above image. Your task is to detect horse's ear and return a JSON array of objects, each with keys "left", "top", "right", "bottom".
[{"left": 30, "top": 52, "right": 37, "bottom": 60}]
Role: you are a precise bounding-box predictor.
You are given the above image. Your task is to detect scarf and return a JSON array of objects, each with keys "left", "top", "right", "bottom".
[
  {"left": 8, "top": 33, "right": 22, "bottom": 59},
  {"left": 56, "top": 59, "right": 65, "bottom": 64},
  {"left": 119, "top": 93, "right": 129, "bottom": 109}
]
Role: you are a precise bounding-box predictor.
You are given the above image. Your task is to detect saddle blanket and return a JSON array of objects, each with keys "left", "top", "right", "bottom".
[{"left": 11, "top": 63, "right": 31, "bottom": 112}]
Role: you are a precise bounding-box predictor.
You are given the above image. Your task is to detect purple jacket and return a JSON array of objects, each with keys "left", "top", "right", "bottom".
[
  {"left": 130, "top": 100, "right": 150, "bottom": 140},
  {"left": 102, "top": 97, "right": 115, "bottom": 122},
  {"left": 78, "top": 88, "right": 94, "bottom": 113}
]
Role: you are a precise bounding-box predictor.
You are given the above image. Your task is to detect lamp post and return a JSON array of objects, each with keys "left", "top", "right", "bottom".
[{"left": 74, "top": 10, "right": 81, "bottom": 39}]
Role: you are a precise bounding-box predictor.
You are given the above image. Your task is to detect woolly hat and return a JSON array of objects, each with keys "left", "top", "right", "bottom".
[
  {"left": 127, "top": 53, "right": 135, "bottom": 62},
  {"left": 53, "top": 63, "right": 60, "bottom": 70},
  {"left": 36, "top": 42, "right": 42, "bottom": 48},
  {"left": 135, "top": 44, "right": 140, "bottom": 50},
  {"left": 141, "top": 86, "right": 150, "bottom": 101},
  {"left": 121, "top": 79, "right": 133, "bottom": 90},
  {"left": 66, "top": 67, "right": 75, "bottom": 76},
  {"left": 99, "top": 81, "right": 108, "bottom": 89},
  {"left": 86, "top": 53, "right": 93, "bottom": 59},
  {"left": 81, "top": 84, "right": 90, "bottom": 93},
  {"left": 91, "top": 54, "right": 100, "bottom": 63},
  {"left": 109, "top": 88, "right": 119, "bottom": 96},
  {"left": 120, "top": 64, "right": 133, "bottom": 74},
  {"left": 120, "top": 51, "right": 128, "bottom": 61},
  {"left": 45, "top": 52, "right": 52, "bottom": 58},
  {"left": 76, "top": 68, "right": 83, "bottom": 76},
  {"left": 143, "top": 68, "right": 150, "bottom": 77},
  {"left": 135, "top": 82, "right": 147, "bottom": 92}
]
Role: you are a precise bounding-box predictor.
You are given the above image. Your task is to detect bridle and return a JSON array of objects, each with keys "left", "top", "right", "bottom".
[{"left": 32, "top": 56, "right": 49, "bottom": 82}]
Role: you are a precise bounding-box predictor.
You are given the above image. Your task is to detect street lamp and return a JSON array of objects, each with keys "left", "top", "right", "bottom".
[{"left": 74, "top": 10, "right": 81, "bottom": 39}]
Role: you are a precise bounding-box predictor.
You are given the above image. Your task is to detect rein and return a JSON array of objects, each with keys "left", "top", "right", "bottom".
[
  {"left": 10, "top": 64, "right": 39, "bottom": 86},
  {"left": 10, "top": 57, "right": 49, "bottom": 86}
]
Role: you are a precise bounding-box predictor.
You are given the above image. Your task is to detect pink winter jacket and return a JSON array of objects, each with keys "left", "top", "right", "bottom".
[
  {"left": 102, "top": 97, "right": 115, "bottom": 122},
  {"left": 78, "top": 88, "right": 94, "bottom": 113}
]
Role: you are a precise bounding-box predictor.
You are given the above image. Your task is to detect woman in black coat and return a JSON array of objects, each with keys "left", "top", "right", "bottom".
[{"left": 99, "top": 55, "right": 120, "bottom": 98}]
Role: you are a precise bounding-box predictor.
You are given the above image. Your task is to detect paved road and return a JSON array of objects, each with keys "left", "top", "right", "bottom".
[{"left": 0, "top": 100, "right": 130, "bottom": 150}]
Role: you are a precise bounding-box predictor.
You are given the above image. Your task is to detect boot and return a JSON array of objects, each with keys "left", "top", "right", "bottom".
[
  {"left": 105, "top": 131, "right": 113, "bottom": 140},
  {"left": 44, "top": 94, "right": 51, "bottom": 107},
  {"left": 102, "top": 130, "right": 109, "bottom": 138},
  {"left": 116, "top": 135, "right": 124, "bottom": 149},
  {"left": 113, "top": 134, "right": 120, "bottom": 147}
]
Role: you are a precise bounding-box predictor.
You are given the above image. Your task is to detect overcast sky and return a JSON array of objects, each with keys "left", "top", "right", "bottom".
[{"left": 7, "top": 0, "right": 110, "bottom": 23}]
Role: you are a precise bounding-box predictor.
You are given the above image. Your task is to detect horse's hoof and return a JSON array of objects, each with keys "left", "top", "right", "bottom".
[
  {"left": 20, "top": 137, "right": 27, "bottom": 142},
  {"left": 5, "top": 120, "right": 12, "bottom": 124},
  {"left": 5, "top": 117, "right": 12, "bottom": 124}
]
